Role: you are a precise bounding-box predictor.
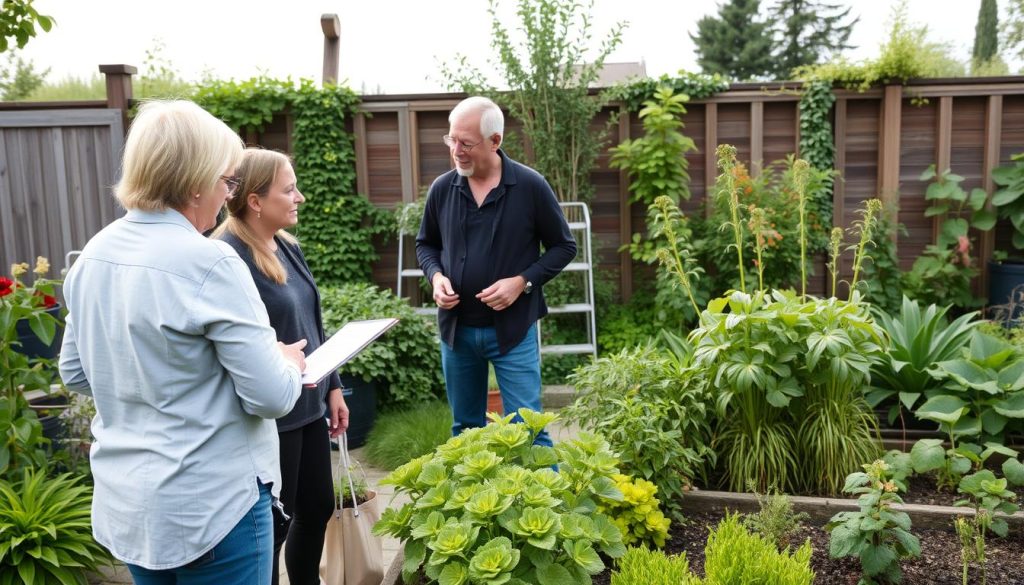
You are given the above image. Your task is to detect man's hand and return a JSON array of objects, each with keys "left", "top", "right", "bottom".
[
  {"left": 432, "top": 273, "right": 460, "bottom": 310},
  {"left": 477, "top": 276, "right": 526, "bottom": 311}
]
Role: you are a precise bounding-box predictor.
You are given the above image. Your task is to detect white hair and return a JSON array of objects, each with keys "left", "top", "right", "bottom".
[{"left": 449, "top": 96, "right": 504, "bottom": 140}]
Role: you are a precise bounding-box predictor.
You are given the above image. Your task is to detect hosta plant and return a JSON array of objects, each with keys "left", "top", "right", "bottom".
[
  {"left": 826, "top": 460, "right": 921, "bottom": 584},
  {"left": 918, "top": 331, "right": 1024, "bottom": 444},
  {"left": 0, "top": 468, "right": 112, "bottom": 585},
  {"left": 372, "top": 409, "right": 626, "bottom": 585}
]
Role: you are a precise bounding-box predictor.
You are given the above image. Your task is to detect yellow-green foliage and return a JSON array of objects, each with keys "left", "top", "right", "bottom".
[
  {"left": 598, "top": 474, "right": 672, "bottom": 548},
  {"left": 611, "top": 547, "right": 699, "bottom": 585},
  {"left": 702, "top": 514, "right": 815, "bottom": 585}
]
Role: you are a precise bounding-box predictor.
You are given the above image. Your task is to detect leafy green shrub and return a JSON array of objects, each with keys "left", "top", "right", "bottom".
[
  {"left": 372, "top": 410, "right": 626, "bottom": 585},
  {"left": 692, "top": 290, "right": 884, "bottom": 494},
  {"left": 702, "top": 513, "right": 814, "bottom": 585},
  {"left": 919, "top": 331, "right": 1024, "bottom": 444},
  {"left": 991, "top": 153, "right": 1024, "bottom": 249},
  {"left": 743, "top": 484, "right": 809, "bottom": 552},
  {"left": 364, "top": 402, "right": 452, "bottom": 471},
  {"left": 319, "top": 283, "right": 444, "bottom": 410},
  {"left": 826, "top": 460, "right": 920, "bottom": 584},
  {"left": 867, "top": 296, "right": 980, "bottom": 425},
  {"left": 902, "top": 245, "right": 981, "bottom": 310},
  {"left": 610, "top": 547, "right": 697, "bottom": 585},
  {"left": 597, "top": 474, "right": 671, "bottom": 549},
  {"left": 564, "top": 345, "right": 714, "bottom": 520},
  {"left": 0, "top": 468, "right": 112, "bottom": 584}
]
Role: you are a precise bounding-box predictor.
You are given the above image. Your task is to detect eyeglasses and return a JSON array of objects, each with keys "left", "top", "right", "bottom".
[
  {"left": 221, "top": 175, "right": 242, "bottom": 195},
  {"left": 442, "top": 135, "right": 481, "bottom": 152}
]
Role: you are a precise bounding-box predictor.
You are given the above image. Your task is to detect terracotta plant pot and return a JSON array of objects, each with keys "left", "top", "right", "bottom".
[{"left": 486, "top": 388, "right": 503, "bottom": 416}]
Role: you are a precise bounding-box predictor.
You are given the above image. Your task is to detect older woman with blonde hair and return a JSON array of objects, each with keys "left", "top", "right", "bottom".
[
  {"left": 59, "top": 100, "right": 310, "bottom": 585},
  {"left": 214, "top": 147, "right": 348, "bottom": 585}
]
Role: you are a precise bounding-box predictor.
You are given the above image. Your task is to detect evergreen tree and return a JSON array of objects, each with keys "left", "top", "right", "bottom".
[
  {"left": 769, "top": 0, "right": 858, "bottom": 79},
  {"left": 691, "top": 0, "right": 775, "bottom": 80},
  {"left": 972, "top": 0, "right": 999, "bottom": 66}
]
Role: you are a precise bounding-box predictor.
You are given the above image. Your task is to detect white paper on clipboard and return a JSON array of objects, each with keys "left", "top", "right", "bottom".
[{"left": 301, "top": 318, "right": 399, "bottom": 385}]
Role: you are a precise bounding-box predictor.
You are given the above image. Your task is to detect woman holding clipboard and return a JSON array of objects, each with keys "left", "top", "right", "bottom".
[{"left": 214, "top": 148, "right": 347, "bottom": 585}]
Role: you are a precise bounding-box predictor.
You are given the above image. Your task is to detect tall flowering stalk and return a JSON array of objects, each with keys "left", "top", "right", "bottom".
[
  {"left": 747, "top": 207, "right": 769, "bottom": 292},
  {"left": 792, "top": 160, "right": 810, "bottom": 300},
  {"left": 715, "top": 145, "right": 746, "bottom": 293},
  {"left": 827, "top": 227, "right": 844, "bottom": 298},
  {"left": 652, "top": 196, "right": 702, "bottom": 317},
  {"left": 849, "top": 199, "right": 882, "bottom": 300}
]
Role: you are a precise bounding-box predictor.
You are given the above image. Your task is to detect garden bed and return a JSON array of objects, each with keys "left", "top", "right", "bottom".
[{"left": 591, "top": 509, "right": 1024, "bottom": 585}]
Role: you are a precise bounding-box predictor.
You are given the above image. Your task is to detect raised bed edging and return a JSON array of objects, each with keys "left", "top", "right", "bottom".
[
  {"left": 381, "top": 548, "right": 404, "bottom": 585},
  {"left": 680, "top": 489, "right": 1024, "bottom": 531}
]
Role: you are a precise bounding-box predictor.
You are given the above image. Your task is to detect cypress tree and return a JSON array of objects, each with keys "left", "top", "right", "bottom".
[
  {"left": 691, "top": 0, "right": 775, "bottom": 80},
  {"left": 972, "top": 0, "right": 999, "bottom": 65}
]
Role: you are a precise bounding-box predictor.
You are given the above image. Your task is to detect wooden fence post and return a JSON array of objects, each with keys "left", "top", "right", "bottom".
[
  {"left": 99, "top": 64, "right": 136, "bottom": 135},
  {"left": 321, "top": 14, "right": 341, "bottom": 85}
]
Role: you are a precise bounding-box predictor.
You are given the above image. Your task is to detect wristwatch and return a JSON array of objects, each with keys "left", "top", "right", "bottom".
[{"left": 523, "top": 279, "right": 533, "bottom": 295}]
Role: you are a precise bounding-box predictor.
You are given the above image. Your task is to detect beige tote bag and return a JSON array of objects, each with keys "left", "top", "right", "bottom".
[{"left": 319, "top": 432, "right": 384, "bottom": 585}]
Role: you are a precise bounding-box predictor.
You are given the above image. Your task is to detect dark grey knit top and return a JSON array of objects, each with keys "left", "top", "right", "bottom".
[{"left": 220, "top": 232, "right": 341, "bottom": 432}]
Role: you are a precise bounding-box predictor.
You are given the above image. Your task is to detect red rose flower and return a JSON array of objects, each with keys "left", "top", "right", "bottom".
[{"left": 0, "top": 277, "right": 12, "bottom": 297}]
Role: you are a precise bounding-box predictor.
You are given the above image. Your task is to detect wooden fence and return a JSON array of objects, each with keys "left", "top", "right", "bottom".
[
  {"left": 2, "top": 71, "right": 1023, "bottom": 305},
  {"left": 339, "top": 79, "right": 1024, "bottom": 301},
  {"left": 0, "top": 66, "right": 133, "bottom": 277}
]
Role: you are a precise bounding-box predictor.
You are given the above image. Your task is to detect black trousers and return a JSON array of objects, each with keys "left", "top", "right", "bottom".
[{"left": 272, "top": 417, "right": 335, "bottom": 585}]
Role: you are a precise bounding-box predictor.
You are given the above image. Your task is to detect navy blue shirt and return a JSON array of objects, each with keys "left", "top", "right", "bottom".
[
  {"left": 416, "top": 150, "right": 577, "bottom": 354},
  {"left": 458, "top": 186, "right": 499, "bottom": 326}
]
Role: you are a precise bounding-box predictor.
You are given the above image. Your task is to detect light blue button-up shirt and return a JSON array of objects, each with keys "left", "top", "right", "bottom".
[{"left": 58, "top": 208, "right": 302, "bottom": 570}]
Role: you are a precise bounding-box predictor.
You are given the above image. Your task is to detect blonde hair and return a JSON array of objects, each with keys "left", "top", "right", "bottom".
[
  {"left": 212, "top": 148, "right": 297, "bottom": 284},
  {"left": 115, "top": 100, "right": 243, "bottom": 211}
]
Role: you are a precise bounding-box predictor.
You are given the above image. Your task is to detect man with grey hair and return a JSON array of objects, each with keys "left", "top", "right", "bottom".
[{"left": 416, "top": 96, "right": 576, "bottom": 447}]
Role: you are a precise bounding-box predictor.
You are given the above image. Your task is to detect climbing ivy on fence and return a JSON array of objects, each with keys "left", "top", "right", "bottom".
[
  {"left": 194, "top": 77, "right": 387, "bottom": 286},
  {"left": 797, "top": 80, "right": 836, "bottom": 228},
  {"left": 608, "top": 71, "right": 730, "bottom": 111}
]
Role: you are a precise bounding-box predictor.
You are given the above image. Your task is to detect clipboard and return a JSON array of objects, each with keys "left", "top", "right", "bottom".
[{"left": 301, "top": 318, "right": 400, "bottom": 385}]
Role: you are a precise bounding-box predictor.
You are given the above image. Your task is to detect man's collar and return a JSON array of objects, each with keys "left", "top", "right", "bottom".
[{"left": 452, "top": 149, "right": 519, "bottom": 187}]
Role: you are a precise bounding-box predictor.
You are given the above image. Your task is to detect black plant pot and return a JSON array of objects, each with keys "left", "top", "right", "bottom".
[
  {"left": 988, "top": 260, "right": 1024, "bottom": 323},
  {"left": 15, "top": 304, "right": 64, "bottom": 361},
  {"left": 339, "top": 375, "right": 378, "bottom": 449},
  {"left": 29, "top": 393, "right": 69, "bottom": 450}
]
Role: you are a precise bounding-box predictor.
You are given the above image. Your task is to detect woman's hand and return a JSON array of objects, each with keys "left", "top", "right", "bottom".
[{"left": 328, "top": 389, "right": 349, "bottom": 438}]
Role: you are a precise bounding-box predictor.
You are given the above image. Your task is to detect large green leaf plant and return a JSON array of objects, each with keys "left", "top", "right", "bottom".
[
  {"left": 373, "top": 410, "right": 626, "bottom": 585},
  {"left": 684, "top": 146, "right": 885, "bottom": 495},
  {"left": 867, "top": 296, "right": 980, "bottom": 426}
]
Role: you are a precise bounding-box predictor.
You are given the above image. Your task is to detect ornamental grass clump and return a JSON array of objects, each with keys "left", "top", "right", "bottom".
[{"left": 373, "top": 409, "right": 626, "bottom": 585}]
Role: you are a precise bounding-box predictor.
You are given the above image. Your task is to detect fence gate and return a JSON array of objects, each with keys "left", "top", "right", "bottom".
[{"left": 0, "top": 109, "right": 124, "bottom": 276}]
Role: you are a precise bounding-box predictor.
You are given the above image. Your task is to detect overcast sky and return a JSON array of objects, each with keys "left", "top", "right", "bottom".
[{"left": 18, "top": 0, "right": 1017, "bottom": 94}]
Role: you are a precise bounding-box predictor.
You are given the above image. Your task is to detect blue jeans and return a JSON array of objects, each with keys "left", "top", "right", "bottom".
[
  {"left": 127, "top": 482, "right": 273, "bottom": 585},
  {"left": 440, "top": 323, "right": 551, "bottom": 447}
]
